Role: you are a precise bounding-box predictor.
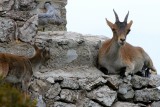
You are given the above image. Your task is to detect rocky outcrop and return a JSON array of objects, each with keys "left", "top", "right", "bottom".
[
  {"left": 1, "top": 31, "right": 159, "bottom": 107},
  {"left": 0, "top": 0, "right": 67, "bottom": 43}
]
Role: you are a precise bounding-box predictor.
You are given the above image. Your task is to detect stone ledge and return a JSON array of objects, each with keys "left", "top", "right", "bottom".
[{"left": 36, "top": 31, "right": 107, "bottom": 70}]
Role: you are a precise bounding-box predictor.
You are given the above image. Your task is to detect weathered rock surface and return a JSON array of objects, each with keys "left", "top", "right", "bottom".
[
  {"left": 103, "top": 75, "right": 123, "bottom": 90},
  {"left": 18, "top": 15, "right": 38, "bottom": 43},
  {"left": 87, "top": 86, "right": 117, "bottom": 106},
  {"left": 0, "top": 30, "right": 160, "bottom": 106},
  {"left": 36, "top": 31, "right": 106, "bottom": 70},
  {"left": 0, "top": 0, "right": 67, "bottom": 43},
  {"left": 131, "top": 75, "right": 149, "bottom": 89},
  {"left": 134, "top": 88, "right": 160, "bottom": 102},
  {"left": 45, "top": 83, "right": 61, "bottom": 99},
  {"left": 148, "top": 75, "right": 160, "bottom": 88},
  {"left": 53, "top": 102, "right": 76, "bottom": 107},
  {"left": 118, "top": 83, "right": 134, "bottom": 101},
  {"left": 112, "top": 102, "right": 140, "bottom": 107},
  {"left": 0, "top": 0, "right": 14, "bottom": 11},
  {"left": 61, "top": 78, "right": 79, "bottom": 90},
  {"left": 82, "top": 98, "right": 103, "bottom": 107},
  {"left": 151, "top": 101, "right": 160, "bottom": 107},
  {"left": 60, "top": 89, "right": 79, "bottom": 103},
  {"left": 0, "top": 17, "right": 16, "bottom": 42}
]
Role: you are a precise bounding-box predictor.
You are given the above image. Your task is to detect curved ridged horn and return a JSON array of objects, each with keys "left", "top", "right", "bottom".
[
  {"left": 124, "top": 11, "right": 129, "bottom": 22},
  {"left": 113, "top": 9, "right": 119, "bottom": 22}
]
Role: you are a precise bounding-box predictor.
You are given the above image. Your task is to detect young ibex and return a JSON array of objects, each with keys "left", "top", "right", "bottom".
[
  {"left": 98, "top": 10, "right": 156, "bottom": 77},
  {"left": 29, "top": 44, "right": 50, "bottom": 72},
  {"left": 0, "top": 44, "right": 50, "bottom": 92}
]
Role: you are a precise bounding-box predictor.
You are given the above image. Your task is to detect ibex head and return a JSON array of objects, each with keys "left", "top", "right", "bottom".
[
  {"left": 33, "top": 44, "right": 50, "bottom": 64},
  {"left": 106, "top": 9, "right": 133, "bottom": 46}
]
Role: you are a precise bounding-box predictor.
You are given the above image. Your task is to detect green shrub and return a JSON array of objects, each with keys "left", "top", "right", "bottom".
[{"left": 0, "top": 79, "right": 37, "bottom": 107}]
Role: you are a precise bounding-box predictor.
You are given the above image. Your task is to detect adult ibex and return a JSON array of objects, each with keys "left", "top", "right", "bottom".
[
  {"left": 0, "top": 44, "right": 50, "bottom": 92},
  {"left": 98, "top": 10, "right": 156, "bottom": 77}
]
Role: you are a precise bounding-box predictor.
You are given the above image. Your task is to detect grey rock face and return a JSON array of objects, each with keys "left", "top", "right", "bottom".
[
  {"left": 131, "top": 75, "right": 149, "bottom": 89},
  {"left": 148, "top": 75, "right": 160, "bottom": 88},
  {"left": 0, "top": 0, "right": 14, "bottom": 11},
  {"left": 45, "top": 83, "right": 61, "bottom": 99},
  {"left": 18, "top": 0, "right": 37, "bottom": 10},
  {"left": 103, "top": 75, "right": 123, "bottom": 90},
  {"left": 82, "top": 98, "right": 103, "bottom": 107},
  {"left": 36, "top": 31, "right": 107, "bottom": 70},
  {"left": 53, "top": 102, "right": 76, "bottom": 107},
  {"left": 134, "top": 88, "right": 160, "bottom": 102},
  {"left": 60, "top": 89, "right": 79, "bottom": 103},
  {"left": 0, "top": 0, "right": 67, "bottom": 32},
  {"left": 151, "top": 101, "right": 160, "bottom": 107},
  {"left": 118, "top": 83, "right": 134, "bottom": 100},
  {"left": 112, "top": 102, "right": 140, "bottom": 107},
  {"left": 36, "top": 0, "right": 67, "bottom": 31},
  {"left": 38, "top": 2, "right": 64, "bottom": 26},
  {"left": 87, "top": 86, "right": 117, "bottom": 106},
  {"left": 61, "top": 78, "right": 79, "bottom": 90},
  {"left": 78, "top": 76, "right": 107, "bottom": 91},
  {"left": 0, "top": 17, "right": 16, "bottom": 42},
  {"left": 86, "top": 77, "right": 107, "bottom": 91},
  {"left": 18, "top": 15, "right": 38, "bottom": 42}
]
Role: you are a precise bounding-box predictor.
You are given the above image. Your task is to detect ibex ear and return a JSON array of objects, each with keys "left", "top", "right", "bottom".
[
  {"left": 127, "top": 20, "right": 133, "bottom": 29},
  {"left": 106, "top": 18, "right": 114, "bottom": 29},
  {"left": 33, "top": 44, "right": 39, "bottom": 51}
]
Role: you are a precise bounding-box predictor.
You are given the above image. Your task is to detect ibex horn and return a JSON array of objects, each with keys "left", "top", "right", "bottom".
[
  {"left": 113, "top": 9, "right": 119, "bottom": 22},
  {"left": 124, "top": 11, "right": 129, "bottom": 22}
]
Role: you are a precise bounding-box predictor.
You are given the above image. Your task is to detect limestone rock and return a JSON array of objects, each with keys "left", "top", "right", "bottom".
[
  {"left": 36, "top": 95, "right": 46, "bottom": 107},
  {"left": 131, "top": 75, "right": 149, "bottom": 89},
  {"left": 148, "top": 75, "right": 160, "bottom": 88},
  {"left": 87, "top": 86, "right": 117, "bottom": 106},
  {"left": 78, "top": 76, "right": 107, "bottom": 91},
  {"left": 0, "top": 42, "right": 33, "bottom": 57},
  {"left": 18, "top": 15, "right": 38, "bottom": 42},
  {"left": 38, "top": 2, "right": 64, "bottom": 26},
  {"left": 131, "top": 75, "right": 160, "bottom": 89},
  {"left": 36, "top": 31, "right": 107, "bottom": 70},
  {"left": 103, "top": 75, "right": 123, "bottom": 90},
  {"left": 45, "top": 83, "right": 61, "bottom": 99},
  {"left": 0, "top": 0, "right": 14, "bottom": 11},
  {"left": 53, "top": 102, "right": 76, "bottom": 107},
  {"left": 112, "top": 102, "right": 140, "bottom": 107},
  {"left": 134, "top": 88, "right": 160, "bottom": 102},
  {"left": 46, "top": 76, "right": 55, "bottom": 84},
  {"left": 36, "top": 0, "right": 67, "bottom": 31},
  {"left": 30, "top": 79, "right": 51, "bottom": 94},
  {"left": 17, "top": 0, "right": 37, "bottom": 11},
  {"left": 151, "top": 101, "right": 160, "bottom": 107},
  {"left": 34, "top": 67, "right": 104, "bottom": 79},
  {"left": 82, "top": 98, "right": 103, "bottom": 107},
  {"left": 118, "top": 83, "right": 134, "bottom": 101},
  {"left": 60, "top": 89, "right": 79, "bottom": 103},
  {"left": 61, "top": 78, "right": 79, "bottom": 89},
  {"left": 0, "top": 17, "right": 16, "bottom": 42},
  {"left": 1, "top": 10, "right": 32, "bottom": 24}
]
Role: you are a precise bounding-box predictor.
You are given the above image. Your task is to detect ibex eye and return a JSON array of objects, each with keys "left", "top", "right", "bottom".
[{"left": 112, "top": 28, "right": 116, "bottom": 33}]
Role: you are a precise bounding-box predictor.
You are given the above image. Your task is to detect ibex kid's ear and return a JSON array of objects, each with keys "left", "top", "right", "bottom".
[
  {"left": 127, "top": 20, "right": 133, "bottom": 29},
  {"left": 32, "top": 44, "right": 39, "bottom": 51},
  {"left": 105, "top": 18, "right": 115, "bottom": 29}
]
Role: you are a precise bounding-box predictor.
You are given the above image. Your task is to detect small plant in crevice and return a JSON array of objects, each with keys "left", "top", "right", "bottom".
[{"left": 0, "top": 78, "right": 37, "bottom": 107}]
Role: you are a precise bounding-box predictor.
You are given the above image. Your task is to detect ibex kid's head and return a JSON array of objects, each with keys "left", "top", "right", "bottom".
[
  {"left": 33, "top": 44, "right": 50, "bottom": 64},
  {"left": 106, "top": 9, "right": 133, "bottom": 46}
]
